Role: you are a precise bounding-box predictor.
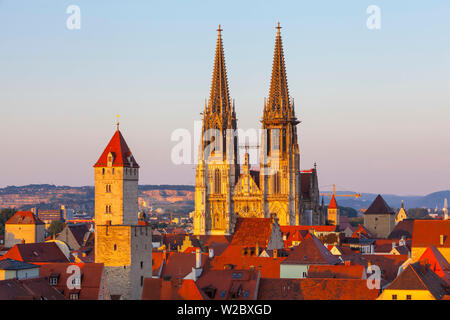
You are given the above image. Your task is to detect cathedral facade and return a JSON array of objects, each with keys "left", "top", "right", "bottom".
[{"left": 193, "top": 24, "right": 323, "bottom": 235}]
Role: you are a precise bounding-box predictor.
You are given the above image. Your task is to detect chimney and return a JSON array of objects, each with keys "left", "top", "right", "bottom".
[
  {"left": 273, "top": 249, "right": 278, "bottom": 259},
  {"left": 440, "top": 235, "right": 445, "bottom": 246},
  {"left": 195, "top": 248, "right": 201, "bottom": 269},
  {"left": 392, "top": 241, "right": 396, "bottom": 250},
  {"left": 163, "top": 248, "right": 167, "bottom": 262},
  {"left": 208, "top": 248, "right": 214, "bottom": 259},
  {"left": 344, "top": 260, "right": 351, "bottom": 266}
]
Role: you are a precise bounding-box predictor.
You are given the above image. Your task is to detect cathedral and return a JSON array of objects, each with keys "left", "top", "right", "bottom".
[{"left": 193, "top": 24, "right": 323, "bottom": 236}]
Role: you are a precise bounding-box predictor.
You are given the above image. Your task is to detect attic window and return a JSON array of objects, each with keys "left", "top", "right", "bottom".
[
  {"left": 49, "top": 275, "right": 59, "bottom": 285},
  {"left": 231, "top": 272, "right": 242, "bottom": 279},
  {"left": 33, "top": 251, "right": 39, "bottom": 257},
  {"left": 220, "top": 290, "right": 226, "bottom": 298}
]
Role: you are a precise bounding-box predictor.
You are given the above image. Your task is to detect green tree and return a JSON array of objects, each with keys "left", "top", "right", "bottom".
[
  {"left": 47, "top": 220, "right": 64, "bottom": 237},
  {"left": 0, "top": 208, "right": 16, "bottom": 235}
]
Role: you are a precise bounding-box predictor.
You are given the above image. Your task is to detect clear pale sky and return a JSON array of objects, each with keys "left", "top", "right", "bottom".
[{"left": 1, "top": 0, "right": 449, "bottom": 195}]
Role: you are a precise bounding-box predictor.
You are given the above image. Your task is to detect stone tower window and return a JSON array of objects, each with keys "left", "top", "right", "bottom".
[
  {"left": 214, "top": 169, "right": 221, "bottom": 194},
  {"left": 113, "top": 244, "right": 117, "bottom": 251}
]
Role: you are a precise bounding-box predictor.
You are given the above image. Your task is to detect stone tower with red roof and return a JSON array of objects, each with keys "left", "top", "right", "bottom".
[
  {"left": 94, "top": 124, "right": 152, "bottom": 299},
  {"left": 327, "top": 195, "right": 339, "bottom": 226}
]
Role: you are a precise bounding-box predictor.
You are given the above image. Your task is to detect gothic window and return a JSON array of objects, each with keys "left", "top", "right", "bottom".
[
  {"left": 266, "top": 129, "right": 271, "bottom": 156},
  {"left": 272, "top": 129, "right": 280, "bottom": 151},
  {"left": 102, "top": 168, "right": 105, "bottom": 175},
  {"left": 214, "top": 169, "right": 221, "bottom": 194},
  {"left": 282, "top": 128, "right": 286, "bottom": 153},
  {"left": 106, "top": 205, "right": 112, "bottom": 213},
  {"left": 272, "top": 172, "right": 281, "bottom": 194},
  {"left": 105, "top": 184, "right": 111, "bottom": 193}
]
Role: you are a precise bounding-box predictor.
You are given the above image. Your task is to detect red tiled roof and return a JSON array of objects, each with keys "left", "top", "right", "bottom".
[
  {"left": 308, "top": 265, "right": 365, "bottom": 279},
  {"left": 362, "top": 254, "right": 408, "bottom": 283},
  {"left": 282, "top": 234, "right": 340, "bottom": 265},
  {"left": 196, "top": 269, "right": 259, "bottom": 300},
  {"left": 6, "top": 211, "right": 44, "bottom": 225},
  {"left": 210, "top": 245, "right": 285, "bottom": 278},
  {"left": 351, "top": 224, "right": 374, "bottom": 239},
  {"left": 231, "top": 218, "right": 273, "bottom": 247},
  {"left": 412, "top": 220, "right": 450, "bottom": 248},
  {"left": 37, "top": 262, "right": 105, "bottom": 300},
  {"left": 258, "top": 278, "right": 379, "bottom": 300},
  {"left": 141, "top": 278, "right": 206, "bottom": 300},
  {"left": 385, "top": 262, "right": 448, "bottom": 300},
  {"left": 419, "top": 246, "right": 450, "bottom": 284},
  {"left": 2, "top": 243, "right": 69, "bottom": 263},
  {"left": 160, "top": 252, "right": 209, "bottom": 283},
  {"left": 94, "top": 129, "right": 139, "bottom": 168},
  {"left": 364, "top": 195, "right": 394, "bottom": 215},
  {"left": 328, "top": 195, "right": 338, "bottom": 209},
  {"left": 0, "top": 277, "right": 65, "bottom": 300}
]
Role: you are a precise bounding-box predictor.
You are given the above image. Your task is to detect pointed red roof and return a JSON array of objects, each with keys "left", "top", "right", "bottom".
[
  {"left": 94, "top": 129, "right": 139, "bottom": 168},
  {"left": 6, "top": 211, "right": 44, "bottom": 225},
  {"left": 365, "top": 194, "right": 394, "bottom": 215},
  {"left": 328, "top": 195, "right": 338, "bottom": 210}
]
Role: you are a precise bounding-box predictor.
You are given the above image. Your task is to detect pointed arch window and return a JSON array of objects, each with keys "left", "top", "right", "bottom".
[
  {"left": 272, "top": 172, "right": 281, "bottom": 194},
  {"left": 214, "top": 169, "right": 221, "bottom": 194}
]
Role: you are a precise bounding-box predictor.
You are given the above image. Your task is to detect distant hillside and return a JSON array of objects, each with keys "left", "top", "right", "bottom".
[
  {"left": 322, "top": 190, "right": 450, "bottom": 211},
  {"left": 0, "top": 184, "right": 194, "bottom": 215},
  {"left": 1, "top": 184, "right": 448, "bottom": 216}
]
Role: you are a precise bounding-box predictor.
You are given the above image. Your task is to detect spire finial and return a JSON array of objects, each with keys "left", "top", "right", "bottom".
[
  {"left": 116, "top": 114, "right": 120, "bottom": 130},
  {"left": 276, "top": 22, "right": 282, "bottom": 35},
  {"left": 217, "top": 24, "right": 223, "bottom": 35}
]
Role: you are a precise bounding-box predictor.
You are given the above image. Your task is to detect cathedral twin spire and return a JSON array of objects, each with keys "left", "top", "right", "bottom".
[
  {"left": 207, "top": 25, "right": 233, "bottom": 125},
  {"left": 205, "top": 23, "right": 294, "bottom": 125},
  {"left": 265, "top": 22, "right": 292, "bottom": 120}
]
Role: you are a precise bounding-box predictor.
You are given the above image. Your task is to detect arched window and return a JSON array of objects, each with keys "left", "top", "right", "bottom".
[{"left": 214, "top": 169, "right": 221, "bottom": 194}]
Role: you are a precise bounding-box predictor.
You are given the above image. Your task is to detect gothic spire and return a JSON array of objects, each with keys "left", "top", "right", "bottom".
[
  {"left": 266, "top": 22, "right": 290, "bottom": 118},
  {"left": 208, "top": 25, "right": 231, "bottom": 116}
]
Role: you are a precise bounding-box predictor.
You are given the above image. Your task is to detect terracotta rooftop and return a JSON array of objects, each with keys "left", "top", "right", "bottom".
[
  {"left": 412, "top": 220, "right": 450, "bottom": 248},
  {"left": 142, "top": 278, "right": 206, "bottom": 300},
  {"left": 94, "top": 129, "right": 139, "bottom": 168},
  {"left": 210, "top": 245, "right": 285, "bottom": 278},
  {"left": 6, "top": 211, "right": 44, "bottom": 225},
  {"left": 385, "top": 262, "right": 449, "bottom": 300},
  {"left": 328, "top": 195, "right": 338, "bottom": 210},
  {"left": 0, "top": 277, "right": 65, "bottom": 300},
  {"left": 419, "top": 246, "right": 450, "bottom": 284},
  {"left": 231, "top": 218, "right": 273, "bottom": 247},
  {"left": 388, "top": 219, "right": 414, "bottom": 239},
  {"left": 160, "top": 252, "right": 209, "bottom": 283},
  {"left": 258, "top": 278, "right": 379, "bottom": 300},
  {"left": 307, "top": 264, "right": 365, "bottom": 279},
  {"left": 2, "top": 242, "right": 69, "bottom": 263},
  {"left": 282, "top": 234, "right": 340, "bottom": 265},
  {"left": 196, "top": 269, "right": 260, "bottom": 300},
  {"left": 37, "top": 262, "right": 105, "bottom": 300}
]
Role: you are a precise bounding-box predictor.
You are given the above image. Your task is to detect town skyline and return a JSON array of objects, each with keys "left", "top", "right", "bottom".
[{"left": 1, "top": 1, "right": 450, "bottom": 195}]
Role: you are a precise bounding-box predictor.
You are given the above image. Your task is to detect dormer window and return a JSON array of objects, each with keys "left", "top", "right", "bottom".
[
  {"left": 107, "top": 152, "right": 114, "bottom": 167},
  {"left": 49, "top": 274, "right": 59, "bottom": 286}
]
